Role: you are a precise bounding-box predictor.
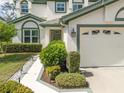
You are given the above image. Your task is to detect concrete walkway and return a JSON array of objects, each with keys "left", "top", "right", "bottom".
[
  {"left": 10, "top": 56, "right": 35, "bottom": 82},
  {"left": 82, "top": 67, "right": 124, "bottom": 93},
  {"left": 20, "top": 56, "right": 90, "bottom": 93},
  {"left": 21, "top": 56, "right": 58, "bottom": 93}
]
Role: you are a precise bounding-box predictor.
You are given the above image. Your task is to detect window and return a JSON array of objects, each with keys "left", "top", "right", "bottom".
[
  {"left": 55, "top": 2, "right": 66, "bottom": 13},
  {"left": 24, "top": 29, "right": 39, "bottom": 43},
  {"left": 73, "top": 0, "right": 83, "bottom": 11},
  {"left": 21, "top": 1, "right": 28, "bottom": 14}
]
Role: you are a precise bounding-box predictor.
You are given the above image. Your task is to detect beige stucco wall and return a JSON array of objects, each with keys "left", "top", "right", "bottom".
[
  {"left": 31, "top": 4, "right": 47, "bottom": 19},
  {"left": 15, "top": 0, "right": 94, "bottom": 20},
  {"left": 15, "top": 0, "right": 70, "bottom": 20},
  {"left": 46, "top": 1, "right": 70, "bottom": 20},
  {"left": 66, "top": 0, "right": 124, "bottom": 52}
]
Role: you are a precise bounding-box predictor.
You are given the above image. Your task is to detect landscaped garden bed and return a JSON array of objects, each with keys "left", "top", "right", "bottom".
[{"left": 40, "top": 40, "right": 89, "bottom": 89}]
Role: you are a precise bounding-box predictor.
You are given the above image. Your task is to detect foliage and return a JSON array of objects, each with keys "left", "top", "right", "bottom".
[
  {"left": 48, "top": 40, "right": 64, "bottom": 46},
  {"left": 2, "top": 43, "right": 42, "bottom": 53},
  {"left": 0, "top": 21, "right": 16, "bottom": 53},
  {"left": 55, "top": 73, "right": 87, "bottom": 88},
  {"left": 0, "top": 21, "right": 16, "bottom": 42},
  {"left": 0, "top": 2, "right": 16, "bottom": 22},
  {"left": 40, "top": 40, "right": 67, "bottom": 67},
  {"left": 46, "top": 65, "right": 61, "bottom": 80},
  {"left": 67, "top": 51, "right": 80, "bottom": 73},
  {"left": 0, "top": 80, "right": 33, "bottom": 93}
]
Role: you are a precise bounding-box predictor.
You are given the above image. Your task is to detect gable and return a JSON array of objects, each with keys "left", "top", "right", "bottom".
[{"left": 10, "top": 14, "right": 46, "bottom": 23}]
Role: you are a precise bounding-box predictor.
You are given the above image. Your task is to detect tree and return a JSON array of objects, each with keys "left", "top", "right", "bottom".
[
  {"left": 0, "top": 21, "right": 16, "bottom": 53},
  {"left": 0, "top": 2, "right": 16, "bottom": 22}
]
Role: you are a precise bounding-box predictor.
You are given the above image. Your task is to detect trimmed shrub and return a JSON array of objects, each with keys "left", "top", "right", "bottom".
[
  {"left": 55, "top": 73, "right": 87, "bottom": 88},
  {"left": 46, "top": 65, "right": 61, "bottom": 80},
  {"left": 67, "top": 51, "right": 80, "bottom": 73},
  {"left": 1, "top": 80, "right": 33, "bottom": 93},
  {"left": 40, "top": 40, "right": 67, "bottom": 67},
  {"left": 2, "top": 43, "right": 42, "bottom": 53}
]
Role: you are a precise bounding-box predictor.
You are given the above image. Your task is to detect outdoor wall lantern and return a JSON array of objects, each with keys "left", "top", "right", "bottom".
[{"left": 71, "top": 28, "right": 76, "bottom": 37}]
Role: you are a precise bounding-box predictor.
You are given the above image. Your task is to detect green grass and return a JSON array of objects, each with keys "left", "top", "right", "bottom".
[{"left": 0, "top": 53, "right": 35, "bottom": 85}]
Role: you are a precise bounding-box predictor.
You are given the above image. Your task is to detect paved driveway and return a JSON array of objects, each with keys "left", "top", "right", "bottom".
[{"left": 81, "top": 67, "right": 124, "bottom": 93}]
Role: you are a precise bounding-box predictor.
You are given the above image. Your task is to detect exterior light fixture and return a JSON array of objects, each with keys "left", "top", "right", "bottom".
[{"left": 71, "top": 28, "right": 76, "bottom": 37}]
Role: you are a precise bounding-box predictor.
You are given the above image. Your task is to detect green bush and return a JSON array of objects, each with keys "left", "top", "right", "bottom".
[
  {"left": 55, "top": 73, "right": 87, "bottom": 88},
  {"left": 2, "top": 43, "right": 42, "bottom": 53},
  {"left": 67, "top": 51, "right": 80, "bottom": 73},
  {"left": 40, "top": 40, "right": 67, "bottom": 67},
  {"left": 1, "top": 80, "right": 33, "bottom": 93},
  {"left": 46, "top": 65, "right": 61, "bottom": 80},
  {"left": 0, "top": 84, "right": 5, "bottom": 93}
]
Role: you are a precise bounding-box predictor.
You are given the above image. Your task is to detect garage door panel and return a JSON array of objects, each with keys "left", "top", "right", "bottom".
[{"left": 80, "top": 27, "right": 124, "bottom": 67}]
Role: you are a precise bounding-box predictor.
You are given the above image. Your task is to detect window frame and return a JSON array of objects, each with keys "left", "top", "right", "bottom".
[
  {"left": 23, "top": 28, "right": 39, "bottom": 43},
  {"left": 73, "top": 0, "right": 84, "bottom": 11},
  {"left": 55, "top": 1, "right": 66, "bottom": 13},
  {"left": 21, "top": 0, "right": 29, "bottom": 14}
]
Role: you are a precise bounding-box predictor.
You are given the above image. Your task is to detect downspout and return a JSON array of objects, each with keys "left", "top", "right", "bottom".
[{"left": 102, "top": 0, "right": 106, "bottom": 21}]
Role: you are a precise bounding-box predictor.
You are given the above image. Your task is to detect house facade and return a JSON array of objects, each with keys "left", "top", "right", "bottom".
[
  {"left": 12, "top": 0, "right": 96, "bottom": 46},
  {"left": 12, "top": 0, "right": 124, "bottom": 67}
]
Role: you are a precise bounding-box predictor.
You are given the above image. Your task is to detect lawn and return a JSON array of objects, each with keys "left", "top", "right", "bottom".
[{"left": 0, "top": 53, "right": 35, "bottom": 85}]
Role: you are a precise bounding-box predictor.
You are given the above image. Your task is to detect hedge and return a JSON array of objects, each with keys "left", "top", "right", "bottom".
[
  {"left": 40, "top": 40, "right": 67, "bottom": 67},
  {"left": 67, "top": 51, "right": 80, "bottom": 73},
  {"left": 55, "top": 73, "right": 87, "bottom": 88},
  {"left": 2, "top": 43, "right": 42, "bottom": 53},
  {"left": 0, "top": 80, "right": 33, "bottom": 93},
  {"left": 46, "top": 65, "right": 61, "bottom": 80}
]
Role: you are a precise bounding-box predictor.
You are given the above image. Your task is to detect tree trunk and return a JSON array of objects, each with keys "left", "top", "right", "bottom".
[{"left": 0, "top": 42, "right": 3, "bottom": 54}]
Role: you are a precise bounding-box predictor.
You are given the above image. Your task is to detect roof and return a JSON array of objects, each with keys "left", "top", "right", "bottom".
[
  {"left": 10, "top": 13, "right": 46, "bottom": 23},
  {"left": 40, "top": 18, "right": 61, "bottom": 27},
  {"left": 61, "top": 0, "right": 118, "bottom": 24},
  {"left": 31, "top": 0, "right": 47, "bottom": 4},
  {"left": 14, "top": 0, "right": 68, "bottom": 4},
  {"left": 13, "top": 0, "right": 47, "bottom": 4}
]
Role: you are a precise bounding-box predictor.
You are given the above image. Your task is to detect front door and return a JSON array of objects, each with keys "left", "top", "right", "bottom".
[{"left": 50, "top": 30, "right": 62, "bottom": 41}]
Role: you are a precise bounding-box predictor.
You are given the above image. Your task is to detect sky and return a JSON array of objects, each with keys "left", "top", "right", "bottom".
[{"left": 0, "top": 0, "right": 13, "bottom": 17}]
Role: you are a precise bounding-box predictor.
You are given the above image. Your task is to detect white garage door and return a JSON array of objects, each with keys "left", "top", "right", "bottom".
[{"left": 80, "top": 27, "right": 124, "bottom": 67}]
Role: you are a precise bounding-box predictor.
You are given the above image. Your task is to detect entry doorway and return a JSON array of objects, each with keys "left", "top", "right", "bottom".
[{"left": 50, "top": 30, "right": 62, "bottom": 41}]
